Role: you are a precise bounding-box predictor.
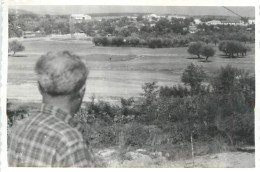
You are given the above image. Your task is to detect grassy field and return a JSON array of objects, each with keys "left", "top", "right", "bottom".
[{"left": 8, "top": 38, "right": 255, "bottom": 104}]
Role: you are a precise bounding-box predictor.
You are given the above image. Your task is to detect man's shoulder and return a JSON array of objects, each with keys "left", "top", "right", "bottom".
[
  {"left": 11, "top": 112, "right": 84, "bottom": 145},
  {"left": 52, "top": 120, "right": 84, "bottom": 145},
  {"left": 40, "top": 115, "right": 85, "bottom": 145}
]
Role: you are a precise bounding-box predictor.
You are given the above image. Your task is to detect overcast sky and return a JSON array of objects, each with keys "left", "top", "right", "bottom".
[{"left": 10, "top": 6, "right": 255, "bottom": 17}]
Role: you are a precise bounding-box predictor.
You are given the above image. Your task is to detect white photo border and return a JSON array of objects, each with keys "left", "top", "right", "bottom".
[{"left": 1, "top": 0, "right": 259, "bottom": 171}]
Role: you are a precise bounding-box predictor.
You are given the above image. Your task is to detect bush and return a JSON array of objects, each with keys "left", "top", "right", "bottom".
[
  {"left": 181, "top": 63, "right": 206, "bottom": 91},
  {"left": 111, "top": 37, "right": 124, "bottom": 46},
  {"left": 8, "top": 40, "right": 25, "bottom": 56},
  {"left": 161, "top": 39, "right": 172, "bottom": 47},
  {"left": 147, "top": 38, "right": 162, "bottom": 48},
  {"left": 125, "top": 37, "right": 140, "bottom": 47},
  {"left": 7, "top": 101, "right": 31, "bottom": 128},
  {"left": 97, "top": 125, "right": 118, "bottom": 146},
  {"left": 209, "top": 66, "right": 255, "bottom": 145},
  {"left": 92, "top": 36, "right": 109, "bottom": 46},
  {"left": 234, "top": 113, "right": 254, "bottom": 145},
  {"left": 159, "top": 85, "right": 190, "bottom": 98},
  {"left": 123, "top": 123, "right": 150, "bottom": 147}
]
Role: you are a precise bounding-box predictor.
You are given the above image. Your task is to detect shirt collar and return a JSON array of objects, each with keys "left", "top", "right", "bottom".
[{"left": 40, "top": 104, "right": 83, "bottom": 131}]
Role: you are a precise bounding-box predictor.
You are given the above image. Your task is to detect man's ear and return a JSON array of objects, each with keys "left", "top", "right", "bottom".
[
  {"left": 38, "top": 82, "right": 44, "bottom": 95},
  {"left": 79, "top": 84, "right": 86, "bottom": 98}
]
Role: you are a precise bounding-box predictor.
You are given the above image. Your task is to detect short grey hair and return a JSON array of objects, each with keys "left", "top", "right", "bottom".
[{"left": 35, "top": 51, "right": 88, "bottom": 96}]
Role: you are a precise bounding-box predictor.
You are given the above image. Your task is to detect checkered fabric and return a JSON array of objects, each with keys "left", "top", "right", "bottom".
[{"left": 8, "top": 104, "right": 95, "bottom": 167}]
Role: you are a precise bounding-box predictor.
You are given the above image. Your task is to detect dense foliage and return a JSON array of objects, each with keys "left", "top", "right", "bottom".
[
  {"left": 9, "top": 11, "right": 254, "bottom": 49},
  {"left": 8, "top": 64, "right": 255, "bottom": 148},
  {"left": 92, "top": 36, "right": 189, "bottom": 48},
  {"left": 218, "top": 41, "right": 250, "bottom": 58},
  {"left": 8, "top": 40, "right": 25, "bottom": 56},
  {"left": 187, "top": 42, "right": 216, "bottom": 61},
  {"left": 201, "top": 45, "right": 215, "bottom": 61}
]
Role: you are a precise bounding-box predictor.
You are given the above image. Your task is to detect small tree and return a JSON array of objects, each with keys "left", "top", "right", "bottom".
[
  {"left": 212, "top": 38, "right": 219, "bottom": 46},
  {"left": 9, "top": 40, "right": 25, "bottom": 56},
  {"left": 218, "top": 41, "right": 228, "bottom": 55},
  {"left": 201, "top": 45, "right": 215, "bottom": 61},
  {"left": 187, "top": 42, "right": 203, "bottom": 59},
  {"left": 92, "top": 36, "right": 102, "bottom": 46},
  {"left": 141, "top": 82, "right": 159, "bottom": 105},
  {"left": 181, "top": 63, "right": 206, "bottom": 91}
]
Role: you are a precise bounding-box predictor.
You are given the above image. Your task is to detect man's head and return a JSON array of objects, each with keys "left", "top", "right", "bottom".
[{"left": 35, "top": 51, "right": 88, "bottom": 114}]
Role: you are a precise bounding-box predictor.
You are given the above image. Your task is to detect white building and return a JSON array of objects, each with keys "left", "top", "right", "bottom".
[
  {"left": 194, "top": 18, "right": 202, "bottom": 25},
  {"left": 70, "top": 14, "right": 92, "bottom": 23},
  {"left": 168, "top": 15, "right": 186, "bottom": 20},
  {"left": 144, "top": 14, "right": 160, "bottom": 22},
  {"left": 189, "top": 25, "right": 198, "bottom": 34},
  {"left": 248, "top": 19, "right": 255, "bottom": 25},
  {"left": 205, "top": 20, "right": 222, "bottom": 26},
  {"left": 221, "top": 18, "right": 246, "bottom": 26}
]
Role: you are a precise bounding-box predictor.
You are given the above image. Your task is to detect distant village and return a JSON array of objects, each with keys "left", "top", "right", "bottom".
[{"left": 9, "top": 10, "right": 255, "bottom": 40}]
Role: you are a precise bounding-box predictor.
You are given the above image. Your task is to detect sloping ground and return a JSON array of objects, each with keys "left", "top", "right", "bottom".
[{"left": 94, "top": 148, "right": 255, "bottom": 168}]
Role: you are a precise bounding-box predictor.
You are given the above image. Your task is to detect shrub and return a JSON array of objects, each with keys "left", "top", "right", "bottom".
[
  {"left": 209, "top": 66, "right": 255, "bottom": 145},
  {"left": 92, "top": 36, "right": 109, "bottom": 46},
  {"left": 125, "top": 37, "right": 140, "bottom": 47},
  {"left": 140, "top": 82, "right": 159, "bottom": 106},
  {"left": 97, "top": 125, "right": 118, "bottom": 146},
  {"left": 181, "top": 63, "right": 206, "bottom": 91},
  {"left": 8, "top": 40, "right": 25, "bottom": 56},
  {"left": 161, "top": 39, "right": 172, "bottom": 47},
  {"left": 123, "top": 123, "right": 150, "bottom": 146},
  {"left": 159, "top": 85, "right": 190, "bottom": 98},
  {"left": 147, "top": 38, "right": 162, "bottom": 48},
  {"left": 7, "top": 101, "right": 30, "bottom": 128},
  {"left": 234, "top": 113, "right": 254, "bottom": 145},
  {"left": 111, "top": 37, "right": 124, "bottom": 46}
]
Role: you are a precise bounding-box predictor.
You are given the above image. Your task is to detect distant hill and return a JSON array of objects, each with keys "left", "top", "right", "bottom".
[
  {"left": 9, "top": 9, "right": 37, "bottom": 15},
  {"left": 8, "top": 8, "right": 254, "bottom": 20},
  {"left": 89, "top": 13, "right": 149, "bottom": 17}
]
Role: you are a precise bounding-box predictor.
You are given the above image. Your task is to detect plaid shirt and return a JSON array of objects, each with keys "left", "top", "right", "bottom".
[{"left": 8, "top": 104, "right": 95, "bottom": 167}]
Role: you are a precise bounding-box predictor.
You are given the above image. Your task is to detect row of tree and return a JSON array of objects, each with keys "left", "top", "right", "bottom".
[
  {"left": 187, "top": 40, "right": 251, "bottom": 61},
  {"left": 9, "top": 13, "right": 70, "bottom": 38},
  {"left": 218, "top": 41, "right": 250, "bottom": 58},
  {"left": 92, "top": 36, "right": 190, "bottom": 48}
]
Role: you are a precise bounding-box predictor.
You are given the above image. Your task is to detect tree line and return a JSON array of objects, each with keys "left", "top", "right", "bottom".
[
  {"left": 187, "top": 40, "right": 251, "bottom": 61},
  {"left": 92, "top": 36, "right": 190, "bottom": 48}
]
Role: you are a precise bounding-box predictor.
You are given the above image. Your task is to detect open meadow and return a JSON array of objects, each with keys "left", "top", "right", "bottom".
[{"left": 8, "top": 38, "right": 255, "bottom": 104}]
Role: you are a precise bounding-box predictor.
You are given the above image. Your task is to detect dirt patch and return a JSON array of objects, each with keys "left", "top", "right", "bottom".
[{"left": 94, "top": 147, "right": 255, "bottom": 168}]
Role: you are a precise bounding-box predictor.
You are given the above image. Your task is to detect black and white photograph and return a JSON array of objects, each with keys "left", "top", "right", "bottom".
[{"left": 6, "top": 3, "right": 256, "bottom": 168}]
